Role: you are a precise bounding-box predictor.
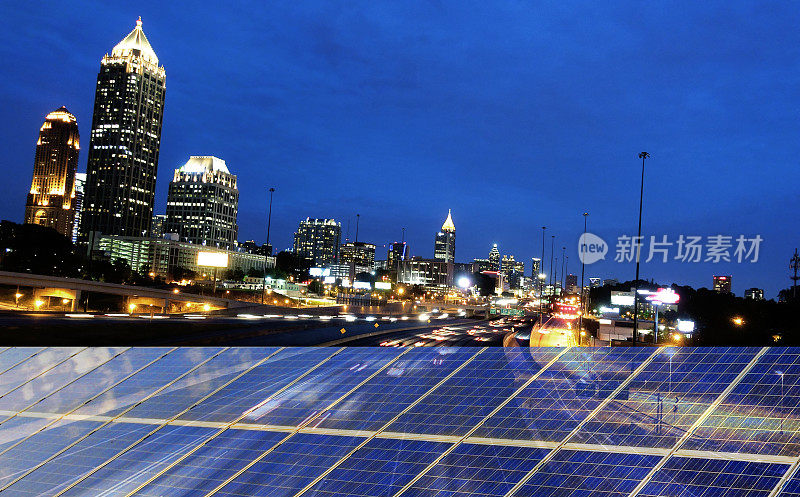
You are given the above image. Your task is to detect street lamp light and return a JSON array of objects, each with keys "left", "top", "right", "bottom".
[
  {"left": 633, "top": 152, "right": 649, "bottom": 343},
  {"left": 580, "top": 212, "right": 588, "bottom": 336}
]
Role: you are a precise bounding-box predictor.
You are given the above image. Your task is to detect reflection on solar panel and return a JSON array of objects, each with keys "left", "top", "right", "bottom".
[{"left": 0, "top": 346, "right": 797, "bottom": 497}]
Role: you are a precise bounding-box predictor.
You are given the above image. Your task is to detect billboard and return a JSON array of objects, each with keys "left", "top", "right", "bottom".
[
  {"left": 610, "top": 291, "right": 635, "bottom": 306},
  {"left": 197, "top": 251, "right": 228, "bottom": 268},
  {"left": 374, "top": 282, "right": 391, "bottom": 290}
]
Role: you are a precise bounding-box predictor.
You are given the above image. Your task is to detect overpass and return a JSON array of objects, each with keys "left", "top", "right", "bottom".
[{"left": 0, "top": 271, "right": 251, "bottom": 313}]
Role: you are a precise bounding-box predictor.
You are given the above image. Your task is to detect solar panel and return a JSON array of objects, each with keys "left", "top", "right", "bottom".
[
  {"left": 387, "top": 348, "right": 561, "bottom": 437},
  {"left": 474, "top": 347, "right": 654, "bottom": 442},
  {"left": 0, "top": 346, "right": 797, "bottom": 497},
  {"left": 684, "top": 348, "right": 800, "bottom": 456},
  {"left": 303, "top": 436, "right": 452, "bottom": 496},
  {"left": 515, "top": 450, "right": 662, "bottom": 497},
  {"left": 402, "top": 443, "right": 550, "bottom": 497},
  {"left": 569, "top": 347, "right": 759, "bottom": 448},
  {"left": 317, "top": 348, "right": 479, "bottom": 432},
  {"left": 212, "top": 433, "right": 365, "bottom": 497},
  {"left": 636, "top": 456, "right": 789, "bottom": 497}
]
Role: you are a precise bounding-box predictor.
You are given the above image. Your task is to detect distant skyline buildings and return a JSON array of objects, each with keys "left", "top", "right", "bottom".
[
  {"left": 433, "top": 209, "right": 456, "bottom": 263},
  {"left": 293, "top": 218, "right": 341, "bottom": 266},
  {"left": 164, "top": 156, "right": 239, "bottom": 249},
  {"left": 71, "top": 173, "right": 86, "bottom": 244},
  {"left": 5, "top": 11, "right": 790, "bottom": 296},
  {"left": 80, "top": 18, "right": 166, "bottom": 241},
  {"left": 24, "top": 107, "right": 80, "bottom": 238},
  {"left": 713, "top": 275, "right": 732, "bottom": 294}
]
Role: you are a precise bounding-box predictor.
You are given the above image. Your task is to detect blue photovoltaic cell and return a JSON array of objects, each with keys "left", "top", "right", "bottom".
[
  {"left": 0, "top": 348, "right": 125, "bottom": 422},
  {"left": 403, "top": 443, "right": 549, "bottom": 497},
  {"left": 132, "top": 428, "right": 286, "bottom": 496},
  {"left": 317, "top": 348, "right": 479, "bottom": 432},
  {"left": 71, "top": 348, "right": 222, "bottom": 417},
  {"left": 387, "top": 348, "right": 561, "bottom": 437},
  {"left": 516, "top": 450, "right": 662, "bottom": 497},
  {"left": 474, "top": 348, "right": 654, "bottom": 442},
  {"left": 15, "top": 348, "right": 167, "bottom": 416},
  {"left": 777, "top": 467, "right": 800, "bottom": 497},
  {"left": 214, "top": 433, "right": 365, "bottom": 497},
  {"left": 638, "top": 456, "right": 789, "bottom": 497},
  {"left": 178, "top": 347, "right": 337, "bottom": 424},
  {"left": 0, "top": 421, "right": 156, "bottom": 496},
  {"left": 569, "top": 347, "right": 758, "bottom": 448},
  {"left": 0, "top": 348, "right": 82, "bottom": 399},
  {"left": 0, "top": 419, "right": 103, "bottom": 487},
  {"left": 246, "top": 347, "right": 403, "bottom": 428},
  {"left": 304, "top": 437, "right": 452, "bottom": 497},
  {"left": 57, "top": 424, "right": 216, "bottom": 497},
  {"left": 122, "top": 348, "right": 270, "bottom": 420},
  {"left": 684, "top": 348, "right": 800, "bottom": 456},
  {"left": 0, "top": 347, "right": 44, "bottom": 374}
]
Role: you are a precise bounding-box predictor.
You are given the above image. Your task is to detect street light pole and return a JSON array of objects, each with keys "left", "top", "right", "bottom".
[
  {"left": 561, "top": 246, "right": 566, "bottom": 291},
  {"left": 633, "top": 152, "right": 649, "bottom": 343},
  {"left": 262, "top": 187, "right": 275, "bottom": 304},
  {"left": 580, "top": 212, "right": 588, "bottom": 334},
  {"left": 540, "top": 226, "right": 546, "bottom": 326}
]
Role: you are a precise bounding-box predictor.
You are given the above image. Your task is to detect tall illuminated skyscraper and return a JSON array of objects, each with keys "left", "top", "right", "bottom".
[
  {"left": 80, "top": 18, "right": 166, "bottom": 241},
  {"left": 164, "top": 156, "right": 239, "bottom": 248},
  {"left": 71, "top": 172, "right": 86, "bottom": 243},
  {"left": 434, "top": 209, "right": 456, "bottom": 263},
  {"left": 24, "top": 107, "right": 80, "bottom": 238}
]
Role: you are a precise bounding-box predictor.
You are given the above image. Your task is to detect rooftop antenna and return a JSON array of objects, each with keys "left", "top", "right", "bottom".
[{"left": 791, "top": 248, "right": 800, "bottom": 300}]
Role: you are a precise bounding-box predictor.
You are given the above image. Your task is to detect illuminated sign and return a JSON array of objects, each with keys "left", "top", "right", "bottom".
[
  {"left": 353, "top": 281, "right": 372, "bottom": 290},
  {"left": 599, "top": 306, "right": 620, "bottom": 314},
  {"left": 677, "top": 319, "right": 695, "bottom": 333},
  {"left": 647, "top": 288, "right": 680, "bottom": 305},
  {"left": 309, "top": 267, "right": 331, "bottom": 277},
  {"left": 374, "top": 282, "right": 391, "bottom": 290},
  {"left": 323, "top": 276, "right": 336, "bottom": 284},
  {"left": 599, "top": 318, "right": 613, "bottom": 325},
  {"left": 610, "top": 292, "right": 635, "bottom": 306},
  {"left": 197, "top": 251, "right": 228, "bottom": 268}
]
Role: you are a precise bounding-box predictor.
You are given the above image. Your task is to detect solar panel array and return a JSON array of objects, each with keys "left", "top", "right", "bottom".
[{"left": 0, "top": 346, "right": 797, "bottom": 496}]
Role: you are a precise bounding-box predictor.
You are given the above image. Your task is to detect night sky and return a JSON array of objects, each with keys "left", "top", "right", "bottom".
[{"left": 2, "top": 2, "right": 799, "bottom": 297}]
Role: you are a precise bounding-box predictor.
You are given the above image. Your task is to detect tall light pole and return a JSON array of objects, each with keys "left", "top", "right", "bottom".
[
  {"left": 549, "top": 235, "right": 555, "bottom": 289},
  {"left": 262, "top": 187, "right": 275, "bottom": 304},
  {"left": 266, "top": 187, "right": 275, "bottom": 253},
  {"left": 560, "top": 246, "right": 566, "bottom": 291},
  {"left": 580, "top": 212, "right": 588, "bottom": 334},
  {"left": 633, "top": 152, "right": 649, "bottom": 343},
  {"left": 540, "top": 226, "right": 546, "bottom": 325}
]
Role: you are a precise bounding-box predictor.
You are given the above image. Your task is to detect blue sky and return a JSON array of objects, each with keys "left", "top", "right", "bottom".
[{"left": 1, "top": 2, "right": 799, "bottom": 297}]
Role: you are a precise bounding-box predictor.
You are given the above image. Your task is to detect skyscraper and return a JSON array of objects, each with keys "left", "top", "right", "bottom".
[
  {"left": 488, "top": 243, "right": 500, "bottom": 270},
  {"left": 164, "top": 157, "right": 239, "bottom": 248},
  {"left": 293, "top": 218, "right": 341, "bottom": 266},
  {"left": 387, "top": 241, "right": 408, "bottom": 270},
  {"left": 71, "top": 173, "right": 86, "bottom": 243},
  {"left": 340, "top": 242, "right": 376, "bottom": 270},
  {"left": 151, "top": 214, "right": 167, "bottom": 239},
  {"left": 434, "top": 209, "right": 456, "bottom": 263},
  {"left": 24, "top": 107, "right": 80, "bottom": 238},
  {"left": 80, "top": 18, "right": 166, "bottom": 241}
]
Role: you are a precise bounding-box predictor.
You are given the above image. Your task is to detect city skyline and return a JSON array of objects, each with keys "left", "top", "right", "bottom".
[{"left": 4, "top": 4, "right": 799, "bottom": 296}]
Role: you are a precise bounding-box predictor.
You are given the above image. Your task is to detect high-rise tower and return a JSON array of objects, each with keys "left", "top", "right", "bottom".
[
  {"left": 80, "top": 18, "right": 166, "bottom": 241},
  {"left": 434, "top": 209, "right": 456, "bottom": 263},
  {"left": 164, "top": 156, "right": 239, "bottom": 248},
  {"left": 24, "top": 107, "right": 80, "bottom": 238}
]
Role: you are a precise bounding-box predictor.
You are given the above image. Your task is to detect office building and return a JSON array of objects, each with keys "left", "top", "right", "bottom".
[
  {"left": 387, "top": 241, "right": 408, "bottom": 271},
  {"left": 531, "top": 258, "right": 541, "bottom": 278},
  {"left": 472, "top": 258, "right": 493, "bottom": 273},
  {"left": 433, "top": 210, "right": 456, "bottom": 263},
  {"left": 293, "top": 218, "right": 341, "bottom": 266},
  {"left": 95, "top": 235, "right": 270, "bottom": 280},
  {"left": 713, "top": 275, "right": 732, "bottom": 293},
  {"left": 71, "top": 173, "right": 86, "bottom": 243},
  {"left": 164, "top": 156, "right": 239, "bottom": 249},
  {"left": 80, "top": 18, "right": 166, "bottom": 241},
  {"left": 744, "top": 287, "right": 764, "bottom": 300},
  {"left": 500, "top": 255, "right": 525, "bottom": 290},
  {"left": 398, "top": 257, "right": 453, "bottom": 288},
  {"left": 566, "top": 273, "right": 578, "bottom": 289},
  {"left": 488, "top": 243, "right": 500, "bottom": 270},
  {"left": 151, "top": 214, "right": 167, "bottom": 239},
  {"left": 340, "top": 241, "right": 376, "bottom": 269},
  {"left": 24, "top": 107, "right": 80, "bottom": 238}
]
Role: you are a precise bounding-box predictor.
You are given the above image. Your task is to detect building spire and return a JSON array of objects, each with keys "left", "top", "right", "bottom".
[
  {"left": 136, "top": 16, "right": 142, "bottom": 27},
  {"left": 441, "top": 209, "right": 455, "bottom": 232}
]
